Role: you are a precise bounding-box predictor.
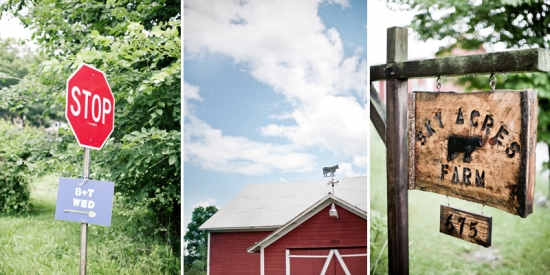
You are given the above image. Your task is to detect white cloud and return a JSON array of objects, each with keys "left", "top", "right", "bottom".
[
  {"left": 184, "top": 82, "right": 203, "bottom": 118},
  {"left": 185, "top": 115, "right": 317, "bottom": 175},
  {"left": 337, "top": 162, "right": 361, "bottom": 177},
  {"left": 261, "top": 96, "right": 368, "bottom": 157},
  {"left": 353, "top": 155, "right": 368, "bottom": 168},
  {"left": 193, "top": 198, "right": 217, "bottom": 208},
  {"left": 328, "top": 0, "right": 350, "bottom": 9},
  {"left": 184, "top": 0, "right": 365, "bottom": 103},
  {"left": 184, "top": 82, "right": 202, "bottom": 101},
  {"left": 184, "top": 0, "right": 366, "bottom": 174},
  {"left": 259, "top": 124, "right": 296, "bottom": 138},
  {"left": 268, "top": 113, "right": 294, "bottom": 120}
]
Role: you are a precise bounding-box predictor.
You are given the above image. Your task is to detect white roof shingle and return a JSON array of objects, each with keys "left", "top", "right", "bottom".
[{"left": 199, "top": 176, "right": 367, "bottom": 231}]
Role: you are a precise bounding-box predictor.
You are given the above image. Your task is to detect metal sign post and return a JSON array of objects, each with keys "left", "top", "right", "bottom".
[
  {"left": 80, "top": 147, "right": 90, "bottom": 275},
  {"left": 80, "top": 221, "right": 87, "bottom": 275}
]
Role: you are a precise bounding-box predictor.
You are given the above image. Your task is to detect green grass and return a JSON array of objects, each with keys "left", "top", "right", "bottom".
[
  {"left": 370, "top": 126, "right": 550, "bottom": 274},
  {"left": 0, "top": 175, "right": 179, "bottom": 275}
]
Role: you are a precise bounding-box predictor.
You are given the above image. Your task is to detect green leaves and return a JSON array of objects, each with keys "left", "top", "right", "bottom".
[
  {"left": 168, "top": 155, "right": 177, "bottom": 166},
  {"left": 184, "top": 206, "right": 218, "bottom": 270},
  {"left": 0, "top": 0, "right": 181, "bottom": 251},
  {"left": 0, "top": 120, "right": 55, "bottom": 214},
  {"left": 393, "top": 0, "right": 550, "bottom": 50}
]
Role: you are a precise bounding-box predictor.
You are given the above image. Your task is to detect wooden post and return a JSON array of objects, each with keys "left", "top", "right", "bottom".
[{"left": 385, "top": 27, "right": 409, "bottom": 274}]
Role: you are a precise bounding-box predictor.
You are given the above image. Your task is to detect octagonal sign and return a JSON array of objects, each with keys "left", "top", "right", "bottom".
[{"left": 66, "top": 64, "right": 114, "bottom": 149}]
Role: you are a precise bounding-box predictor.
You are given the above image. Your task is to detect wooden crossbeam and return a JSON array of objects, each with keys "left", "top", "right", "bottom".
[
  {"left": 369, "top": 82, "right": 386, "bottom": 144},
  {"left": 370, "top": 48, "right": 550, "bottom": 81}
]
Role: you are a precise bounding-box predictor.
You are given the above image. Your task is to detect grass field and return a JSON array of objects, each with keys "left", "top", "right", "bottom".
[
  {"left": 0, "top": 175, "right": 179, "bottom": 275},
  {"left": 370, "top": 127, "right": 550, "bottom": 274}
]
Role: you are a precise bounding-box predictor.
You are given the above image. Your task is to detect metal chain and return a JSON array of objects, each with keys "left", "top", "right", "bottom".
[
  {"left": 489, "top": 73, "right": 496, "bottom": 91},
  {"left": 436, "top": 76, "right": 442, "bottom": 92},
  {"left": 447, "top": 195, "right": 450, "bottom": 207},
  {"left": 482, "top": 204, "right": 485, "bottom": 215}
]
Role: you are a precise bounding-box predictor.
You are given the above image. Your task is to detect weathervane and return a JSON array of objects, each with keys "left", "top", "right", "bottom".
[
  {"left": 322, "top": 165, "right": 339, "bottom": 177},
  {"left": 327, "top": 177, "right": 339, "bottom": 195},
  {"left": 323, "top": 165, "right": 339, "bottom": 195}
]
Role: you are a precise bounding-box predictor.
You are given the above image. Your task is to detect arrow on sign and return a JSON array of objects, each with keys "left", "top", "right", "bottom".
[{"left": 64, "top": 210, "right": 97, "bottom": 218}]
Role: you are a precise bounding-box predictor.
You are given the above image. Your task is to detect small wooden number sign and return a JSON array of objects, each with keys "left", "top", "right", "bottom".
[
  {"left": 440, "top": 205, "right": 492, "bottom": 247},
  {"left": 408, "top": 90, "right": 537, "bottom": 217}
]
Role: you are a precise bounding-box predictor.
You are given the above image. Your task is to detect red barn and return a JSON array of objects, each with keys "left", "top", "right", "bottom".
[{"left": 199, "top": 176, "right": 368, "bottom": 275}]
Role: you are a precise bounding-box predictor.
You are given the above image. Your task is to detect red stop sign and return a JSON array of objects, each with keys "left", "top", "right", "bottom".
[{"left": 66, "top": 64, "right": 115, "bottom": 149}]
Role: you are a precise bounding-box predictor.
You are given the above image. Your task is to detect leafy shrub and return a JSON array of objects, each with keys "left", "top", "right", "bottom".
[
  {"left": 0, "top": 120, "right": 54, "bottom": 214},
  {"left": 185, "top": 260, "right": 206, "bottom": 275},
  {"left": 96, "top": 127, "right": 181, "bottom": 238},
  {"left": 0, "top": 158, "right": 30, "bottom": 214}
]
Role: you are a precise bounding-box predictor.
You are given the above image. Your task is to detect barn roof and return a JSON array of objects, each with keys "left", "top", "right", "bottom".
[{"left": 199, "top": 176, "right": 367, "bottom": 231}]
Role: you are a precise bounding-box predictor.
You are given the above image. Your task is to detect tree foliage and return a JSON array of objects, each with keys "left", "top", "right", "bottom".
[
  {"left": 0, "top": 120, "right": 57, "bottom": 214},
  {"left": 0, "top": 38, "right": 38, "bottom": 87},
  {"left": 0, "top": 0, "right": 181, "bottom": 248},
  {"left": 184, "top": 206, "right": 218, "bottom": 272},
  {"left": 388, "top": 0, "right": 550, "bottom": 169},
  {"left": 390, "top": 0, "right": 550, "bottom": 49},
  {"left": 0, "top": 38, "right": 51, "bottom": 126}
]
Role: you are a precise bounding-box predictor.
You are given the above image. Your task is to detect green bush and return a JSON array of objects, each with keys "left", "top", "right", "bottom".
[
  {"left": 185, "top": 260, "right": 206, "bottom": 275},
  {"left": 0, "top": 120, "right": 54, "bottom": 214},
  {"left": 0, "top": 158, "right": 30, "bottom": 214}
]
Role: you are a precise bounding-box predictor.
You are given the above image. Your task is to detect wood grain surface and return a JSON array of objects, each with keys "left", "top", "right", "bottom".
[
  {"left": 371, "top": 48, "right": 550, "bottom": 81},
  {"left": 409, "top": 90, "right": 537, "bottom": 217},
  {"left": 439, "top": 205, "right": 492, "bottom": 247},
  {"left": 370, "top": 82, "right": 386, "bottom": 143},
  {"left": 386, "top": 26, "right": 410, "bottom": 274}
]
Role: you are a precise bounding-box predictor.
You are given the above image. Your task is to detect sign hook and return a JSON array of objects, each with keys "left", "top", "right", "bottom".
[{"left": 489, "top": 73, "right": 496, "bottom": 91}]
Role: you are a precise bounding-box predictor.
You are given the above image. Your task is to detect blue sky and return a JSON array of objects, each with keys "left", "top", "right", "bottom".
[{"left": 184, "top": 0, "right": 367, "bottom": 228}]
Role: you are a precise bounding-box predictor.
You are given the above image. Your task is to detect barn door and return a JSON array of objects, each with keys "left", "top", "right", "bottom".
[
  {"left": 286, "top": 248, "right": 367, "bottom": 275},
  {"left": 330, "top": 248, "right": 367, "bottom": 275}
]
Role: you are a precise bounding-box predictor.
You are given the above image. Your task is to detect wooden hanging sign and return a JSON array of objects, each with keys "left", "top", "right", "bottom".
[
  {"left": 408, "top": 90, "right": 537, "bottom": 217},
  {"left": 440, "top": 205, "right": 492, "bottom": 247}
]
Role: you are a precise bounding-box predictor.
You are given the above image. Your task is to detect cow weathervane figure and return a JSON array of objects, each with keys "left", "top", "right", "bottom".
[
  {"left": 323, "top": 165, "right": 339, "bottom": 195},
  {"left": 322, "top": 165, "right": 339, "bottom": 177}
]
